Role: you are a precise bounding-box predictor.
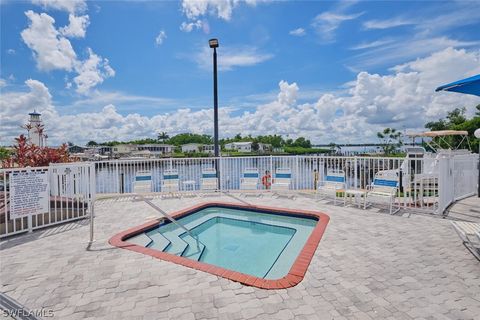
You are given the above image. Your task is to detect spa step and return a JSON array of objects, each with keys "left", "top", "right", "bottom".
[
  {"left": 162, "top": 234, "right": 188, "bottom": 256},
  {"left": 181, "top": 237, "right": 205, "bottom": 261},
  {"left": 146, "top": 231, "right": 171, "bottom": 252},
  {"left": 127, "top": 233, "right": 153, "bottom": 247}
]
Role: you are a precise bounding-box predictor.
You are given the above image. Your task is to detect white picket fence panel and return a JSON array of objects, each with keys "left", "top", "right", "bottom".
[{"left": 1, "top": 163, "right": 95, "bottom": 238}]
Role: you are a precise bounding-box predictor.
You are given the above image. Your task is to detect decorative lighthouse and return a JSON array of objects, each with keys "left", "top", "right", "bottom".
[{"left": 25, "top": 111, "right": 46, "bottom": 147}]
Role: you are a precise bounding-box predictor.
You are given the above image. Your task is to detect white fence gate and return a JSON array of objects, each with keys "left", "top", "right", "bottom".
[
  {"left": 0, "top": 162, "right": 95, "bottom": 238},
  {"left": 438, "top": 153, "right": 479, "bottom": 214}
]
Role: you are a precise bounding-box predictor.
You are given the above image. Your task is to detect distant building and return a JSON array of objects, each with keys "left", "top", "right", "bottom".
[
  {"left": 258, "top": 143, "right": 272, "bottom": 153},
  {"left": 201, "top": 144, "right": 215, "bottom": 155},
  {"left": 136, "top": 144, "right": 174, "bottom": 156},
  {"left": 84, "top": 146, "right": 113, "bottom": 158},
  {"left": 112, "top": 144, "right": 137, "bottom": 156},
  {"left": 25, "top": 111, "right": 47, "bottom": 147},
  {"left": 181, "top": 143, "right": 203, "bottom": 153},
  {"left": 180, "top": 143, "right": 215, "bottom": 155},
  {"left": 224, "top": 141, "right": 252, "bottom": 152},
  {"left": 68, "top": 145, "right": 85, "bottom": 154}
]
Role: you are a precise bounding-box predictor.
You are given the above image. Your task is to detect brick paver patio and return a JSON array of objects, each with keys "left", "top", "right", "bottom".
[{"left": 1, "top": 193, "right": 479, "bottom": 319}]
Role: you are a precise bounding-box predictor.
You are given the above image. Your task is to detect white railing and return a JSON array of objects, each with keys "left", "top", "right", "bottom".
[
  {"left": 1, "top": 154, "right": 476, "bottom": 238},
  {"left": 93, "top": 156, "right": 408, "bottom": 194},
  {"left": 0, "top": 163, "right": 95, "bottom": 238},
  {"left": 91, "top": 154, "right": 477, "bottom": 215}
]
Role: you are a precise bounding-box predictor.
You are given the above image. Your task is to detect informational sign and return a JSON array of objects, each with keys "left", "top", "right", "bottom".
[{"left": 9, "top": 171, "right": 49, "bottom": 219}]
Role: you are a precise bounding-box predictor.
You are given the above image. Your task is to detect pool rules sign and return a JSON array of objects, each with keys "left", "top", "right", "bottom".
[{"left": 9, "top": 171, "right": 49, "bottom": 219}]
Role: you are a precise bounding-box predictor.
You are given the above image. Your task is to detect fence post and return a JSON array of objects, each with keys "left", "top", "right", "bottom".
[
  {"left": 270, "top": 155, "right": 273, "bottom": 183},
  {"left": 353, "top": 156, "right": 358, "bottom": 189},
  {"left": 219, "top": 157, "right": 223, "bottom": 192},
  {"left": 438, "top": 155, "right": 453, "bottom": 215},
  {"left": 89, "top": 163, "right": 96, "bottom": 244},
  {"left": 295, "top": 155, "right": 299, "bottom": 190},
  {"left": 115, "top": 160, "right": 119, "bottom": 193}
]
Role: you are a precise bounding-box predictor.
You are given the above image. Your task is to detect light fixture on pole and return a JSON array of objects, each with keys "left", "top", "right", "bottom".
[{"left": 209, "top": 38, "right": 220, "bottom": 188}]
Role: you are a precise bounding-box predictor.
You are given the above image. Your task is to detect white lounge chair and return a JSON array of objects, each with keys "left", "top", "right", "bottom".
[
  {"left": 133, "top": 170, "right": 152, "bottom": 194},
  {"left": 200, "top": 168, "right": 218, "bottom": 192},
  {"left": 161, "top": 169, "right": 180, "bottom": 193},
  {"left": 451, "top": 221, "right": 480, "bottom": 260},
  {"left": 364, "top": 170, "right": 399, "bottom": 214},
  {"left": 271, "top": 168, "right": 292, "bottom": 191},
  {"left": 316, "top": 170, "right": 345, "bottom": 205},
  {"left": 240, "top": 168, "right": 260, "bottom": 190}
]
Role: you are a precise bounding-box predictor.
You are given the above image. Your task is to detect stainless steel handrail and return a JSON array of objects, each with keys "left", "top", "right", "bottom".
[{"left": 137, "top": 195, "right": 205, "bottom": 250}]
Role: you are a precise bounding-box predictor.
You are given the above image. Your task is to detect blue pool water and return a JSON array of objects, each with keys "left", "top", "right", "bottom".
[{"left": 128, "top": 206, "right": 317, "bottom": 279}]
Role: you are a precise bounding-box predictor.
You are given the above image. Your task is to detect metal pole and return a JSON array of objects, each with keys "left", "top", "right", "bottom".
[
  {"left": 213, "top": 47, "right": 220, "bottom": 189},
  {"left": 213, "top": 47, "right": 219, "bottom": 157}
]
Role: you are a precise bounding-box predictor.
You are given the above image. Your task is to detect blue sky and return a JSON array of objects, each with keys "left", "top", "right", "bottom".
[{"left": 1, "top": 0, "right": 480, "bottom": 145}]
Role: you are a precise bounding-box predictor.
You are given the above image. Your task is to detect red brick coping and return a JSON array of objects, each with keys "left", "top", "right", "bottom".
[{"left": 109, "top": 202, "right": 330, "bottom": 289}]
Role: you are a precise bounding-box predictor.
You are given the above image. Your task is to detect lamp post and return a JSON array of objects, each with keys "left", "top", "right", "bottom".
[
  {"left": 475, "top": 128, "right": 480, "bottom": 197},
  {"left": 209, "top": 38, "right": 220, "bottom": 188}
]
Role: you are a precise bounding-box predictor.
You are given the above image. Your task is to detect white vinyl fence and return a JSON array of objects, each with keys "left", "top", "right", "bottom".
[
  {"left": 438, "top": 153, "right": 479, "bottom": 214},
  {"left": 93, "top": 154, "right": 478, "bottom": 215},
  {"left": 0, "top": 154, "right": 477, "bottom": 238},
  {"left": 0, "top": 163, "right": 95, "bottom": 238}
]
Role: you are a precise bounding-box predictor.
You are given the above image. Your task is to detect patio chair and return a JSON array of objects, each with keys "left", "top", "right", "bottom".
[
  {"left": 364, "top": 170, "right": 399, "bottom": 214},
  {"left": 240, "top": 168, "right": 260, "bottom": 190},
  {"left": 451, "top": 221, "right": 480, "bottom": 260},
  {"left": 161, "top": 169, "right": 180, "bottom": 193},
  {"left": 271, "top": 168, "right": 292, "bottom": 191},
  {"left": 316, "top": 169, "right": 345, "bottom": 205},
  {"left": 133, "top": 170, "right": 152, "bottom": 193},
  {"left": 200, "top": 168, "right": 218, "bottom": 192}
]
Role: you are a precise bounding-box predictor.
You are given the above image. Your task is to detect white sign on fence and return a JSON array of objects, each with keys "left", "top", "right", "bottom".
[{"left": 9, "top": 171, "right": 49, "bottom": 219}]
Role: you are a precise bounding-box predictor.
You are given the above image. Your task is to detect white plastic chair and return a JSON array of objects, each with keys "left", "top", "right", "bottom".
[
  {"left": 133, "top": 170, "right": 152, "bottom": 194},
  {"left": 316, "top": 170, "right": 345, "bottom": 205},
  {"left": 161, "top": 169, "right": 180, "bottom": 193},
  {"left": 364, "top": 170, "right": 399, "bottom": 214},
  {"left": 200, "top": 168, "right": 218, "bottom": 192},
  {"left": 240, "top": 168, "right": 259, "bottom": 190},
  {"left": 271, "top": 168, "right": 292, "bottom": 191}
]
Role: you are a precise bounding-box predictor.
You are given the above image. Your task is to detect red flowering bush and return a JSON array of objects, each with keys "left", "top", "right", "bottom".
[{"left": 1, "top": 135, "right": 75, "bottom": 168}]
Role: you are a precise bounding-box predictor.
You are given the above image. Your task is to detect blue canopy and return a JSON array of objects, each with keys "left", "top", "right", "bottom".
[{"left": 435, "top": 74, "right": 480, "bottom": 96}]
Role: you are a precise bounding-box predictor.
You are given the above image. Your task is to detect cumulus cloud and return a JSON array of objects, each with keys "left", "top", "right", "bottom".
[
  {"left": 20, "top": 10, "right": 114, "bottom": 94},
  {"left": 32, "top": 0, "right": 87, "bottom": 14},
  {"left": 60, "top": 14, "right": 89, "bottom": 38},
  {"left": 179, "top": 0, "right": 264, "bottom": 32},
  {"left": 155, "top": 30, "right": 167, "bottom": 46},
  {"left": 195, "top": 45, "right": 273, "bottom": 71},
  {"left": 181, "top": 0, "right": 260, "bottom": 21},
  {"left": 289, "top": 28, "right": 306, "bottom": 37},
  {"left": 73, "top": 48, "right": 115, "bottom": 94},
  {"left": 21, "top": 10, "right": 77, "bottom": 71},
  {"left": 0, "top": 79, "right": 56, "bottom": 143},
  {"left": 1, "top": 48, "right": 479, "bottom": 146},
  {"left": 180, "top": 20, "right": 203, "bottom": 32}
]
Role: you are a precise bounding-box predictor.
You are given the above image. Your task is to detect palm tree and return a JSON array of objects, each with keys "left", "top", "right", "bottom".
[{"left": 157, "top": 132, "right": 169, "bottom": 142}]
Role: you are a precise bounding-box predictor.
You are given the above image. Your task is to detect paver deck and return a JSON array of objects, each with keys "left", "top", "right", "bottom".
[{"left": 1, "top": 193, "right": 479, "bottom": 320}]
